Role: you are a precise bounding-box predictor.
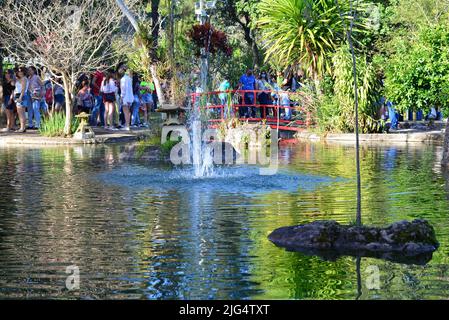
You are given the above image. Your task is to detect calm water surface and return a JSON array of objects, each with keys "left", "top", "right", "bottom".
[{"left": 0, "top": 141, "right": 449, "bottom": 299}]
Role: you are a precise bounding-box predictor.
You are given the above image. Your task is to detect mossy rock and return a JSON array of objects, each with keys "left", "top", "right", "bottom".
[{"left": 269, "top": 219, "right": 439, "bottom": 265}]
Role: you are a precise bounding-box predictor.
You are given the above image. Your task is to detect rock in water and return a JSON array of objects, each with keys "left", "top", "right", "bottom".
[{"left": 268, "top": 219, "right": 439, "bottom": 265}]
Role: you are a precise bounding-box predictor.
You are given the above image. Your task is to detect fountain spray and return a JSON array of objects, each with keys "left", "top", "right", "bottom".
[{"left": 191, "top": 0, "right": 216, "bottom": 177}]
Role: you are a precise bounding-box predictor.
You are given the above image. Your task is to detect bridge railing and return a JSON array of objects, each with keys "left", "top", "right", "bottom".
[{"left": 189, "top": 89, "right": 315, "bottom": 131}]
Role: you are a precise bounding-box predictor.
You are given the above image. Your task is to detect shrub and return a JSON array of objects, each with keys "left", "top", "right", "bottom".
[
  {"left": 383, "top": 25, "right": 449, "bottom": 113},
  {"left": 160, "top": 137, "right": 182, "bottom": 157},
  {"left": 136, "top": 135, "right": 161, "bottom": 158},
  {"left": 315, "top": 46, "right": 384, "bottom": 133},
  {"left": 39, "top": 112, "right": 79, "bottom": 137}
]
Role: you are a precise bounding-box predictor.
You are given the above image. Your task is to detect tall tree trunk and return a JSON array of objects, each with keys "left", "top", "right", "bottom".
[
  {"left": 0, "top": 50, "right": 4, "bottom": 103},
  {"left": 167, "top": 0, "right": 176, "bottom": 104},
  {"left": 150, "top": 0, "right": 165, "bottom": 105},
  {"left": 62, "top": 74, "right": 73, "bottom": 136},
  {"left": 115, "top": 0, "right": 139, "bottom": 31},
  {"left": 442, "top": 117, "right": 449, "bottom": 166},
  {"left": 115, "top": 0, "right": 165, "bottom": 105},
  {"left": 151, "top": 0, "right": 160, "bottom": 60},
  {"left": 150, "top": 64, "right": 165, "bottom": 105},
  {"left": 249, "top": 30, "right": 261, "bottom": 69},
  {"left": 167, "top": 0, "right": 175, "bottom": 67},
  {"left": 0, "top": 51, "right": 4, "bottom": 124},
  {"left": 242, "top": 25, "right": 260, "bottom": 68}
]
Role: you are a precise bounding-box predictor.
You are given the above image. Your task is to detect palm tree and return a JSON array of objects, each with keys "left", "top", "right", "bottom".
[
  {"left": 259, "top": 0, "right": 365, "bottom": 226},
  {"left": 257, "top": 0, "right": 361, "bottom": 82}
]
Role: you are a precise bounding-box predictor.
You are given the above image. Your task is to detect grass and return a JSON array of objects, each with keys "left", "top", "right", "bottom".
[
  {"left": 160, "top": 138, "right": 182, "bottom": 157},
  {"left": 136, "top": 134, "right": 162, "bottom": 158},
  {"left": 136, "top": 134, "right": 182, "bottom": 159},
  {"left": 39, "top": 112, "right": 79, "bottom": 137}
]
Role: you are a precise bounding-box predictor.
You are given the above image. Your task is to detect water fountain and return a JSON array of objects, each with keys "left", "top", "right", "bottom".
[
  {"left": 190, "top": 0, "right": 215, "bottom": 178},
  {"left": 190, "top": 105, "right": 215, "bottom": 178}
]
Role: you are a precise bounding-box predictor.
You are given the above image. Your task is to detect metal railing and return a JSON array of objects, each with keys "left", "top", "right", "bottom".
[{"left": 189, "top": 89, "right": 314, "bottom": 131}]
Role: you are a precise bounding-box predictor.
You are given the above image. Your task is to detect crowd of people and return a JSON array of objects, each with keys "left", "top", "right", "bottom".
[
  {"left": 216, "top": 68, "right": 442, "bottom": 128},
  {"left": 215, "top": 68, "right": 304, "bottom": 121},
  {"left": 3, "top": 64, "right": 442, "bottom": 134},
  {"left": 1, "top": 64, "right": 158, "bottom": 133}
]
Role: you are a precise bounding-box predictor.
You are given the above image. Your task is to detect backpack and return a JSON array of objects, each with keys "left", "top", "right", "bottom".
[{"left": 45, "top": 87, "right": 53, "bottom": 105}]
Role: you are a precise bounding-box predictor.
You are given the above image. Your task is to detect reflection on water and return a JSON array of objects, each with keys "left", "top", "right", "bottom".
[{"left": 0, "top": 141, "right": 449, "bottom": 299}]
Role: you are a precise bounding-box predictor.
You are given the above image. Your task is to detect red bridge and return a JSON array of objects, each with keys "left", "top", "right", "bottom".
[{"left": 190, "top": 90, "right": 315, "bottom": 132}]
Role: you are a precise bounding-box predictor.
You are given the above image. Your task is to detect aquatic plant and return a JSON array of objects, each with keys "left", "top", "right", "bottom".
[{"left": 39, "top": 112, "right": 79, "bottom": 137}]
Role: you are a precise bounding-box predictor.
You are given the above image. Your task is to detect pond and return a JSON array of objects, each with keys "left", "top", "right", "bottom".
[{"left": 0, "top": 141, "right": 448, "bottom": 299}]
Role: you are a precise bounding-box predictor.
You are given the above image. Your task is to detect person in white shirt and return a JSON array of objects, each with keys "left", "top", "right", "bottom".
[
  {"left": 120, "top": 67, "right": 134, "bottom": 131},
  {"left": 101, "top": 72, "right": 118, "bottom": 130}
]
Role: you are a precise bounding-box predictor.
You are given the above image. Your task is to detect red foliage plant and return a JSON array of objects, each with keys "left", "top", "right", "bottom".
[{"left": 188, "top": 23, "right": 232, "bottom": 57}]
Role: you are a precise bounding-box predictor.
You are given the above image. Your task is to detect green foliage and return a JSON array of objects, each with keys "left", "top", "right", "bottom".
[
  {"left": 211, "top": 44, "right": 254, "bottom": 87},
  {"left": 119, "top": 0, "right": 449, "bottom": 135},
  {"left": 316, "top": 46, "right": 383, "bottom": 133},
  {"left": 135, "top": 134, "right": 180, "bottom": 159},
  {"left": 160, "top": 137, "right": 182, "bottom": 156},
  {"left": 235, "top": 0, "right": 261, "bottom": 29},
  {"left": 383, "top": 25, "right": 449, "bottom": 113},
  {"left": 257, "top": 0, "right": 367, "bottom": 78},
  {"left": 39, "top": 112, "right": 79, "bottom": 137},
  {"left": 389, "top": 0, "right": 449, "bottom": 31},
  {"left": 136, "top": 135, "right": 162, "bottom": 158}
]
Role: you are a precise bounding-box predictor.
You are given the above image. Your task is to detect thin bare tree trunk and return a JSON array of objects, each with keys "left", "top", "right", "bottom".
[
  {"left": 150, "top": 63, "right": 165, "bottom": 105},
  {"left": 115, "top": 0, "right": 165, "bottom": 105},
  {"left": 150, "top": 0, "right": 165, "bottom": 105},
  {"left": 62, "top": 74, "right": 73, "bottom": 136},
  {"left": 335, "top": 0, "right": 362, "bottom": 226},
  {"left": 115, "top": 0, "right": 139, "bottom": 31},
  {"left": 168, "top": 0, "right": 175, "bottom": 104},
  {"left": 0, "top": 52, "right": 4, "bottom": 125},
  {"left": 167, "top": 0, "right": 175, "bottom": 67},
  {"left": 0, "top": 51, "right": 4, "bottom": 103}
]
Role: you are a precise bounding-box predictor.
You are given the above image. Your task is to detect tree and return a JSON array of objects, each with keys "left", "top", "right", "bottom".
[
  {"left": 0, "top": 48, "right": 4, "bottom": 105},
  {"left": 0, "top": 0, "right": 5, "bottom": 108},
  {"left": 115, "top": 0, "right": 140, "bottom": 31},
  {"left": 371, "top": 0, "right": 449, "bottom": 167},
  {"left": 384, "top": 26, "right": 449, "bottom": 114},
  {"left": 0, "top": 0, "right": 135, "bottom": 135},
  {"left": 317, "top": 46, "right": 381, "bottom": 133},
  {"left": 257, "top": 0, "right": 365, "bottom": 81},
  {"left": 115, "top": 0, "right": 166, "bottom": 105},
  {"left": 217, "top": 0, "right": 262, "bottom": 68},
  {"left": 391, "top": 0, "right": 449, "bottom": 31}
]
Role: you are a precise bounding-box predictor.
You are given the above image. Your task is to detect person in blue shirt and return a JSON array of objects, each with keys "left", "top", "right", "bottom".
[
  {"left": 238, "top": 69, "right": 256, "bottom": 118},
  {"left": 218, "top": 79, "right": 231, "bottom": 118},
  {"left": 387, "top": 101, "right": 398, "bottom": 130}
]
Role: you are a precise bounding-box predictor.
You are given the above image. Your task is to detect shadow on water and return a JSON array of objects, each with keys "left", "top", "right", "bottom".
[{"left": 279, "top": 245, "right": 435, "bottom": 266}]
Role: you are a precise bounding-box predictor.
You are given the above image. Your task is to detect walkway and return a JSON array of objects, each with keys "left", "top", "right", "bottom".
[{"left": 0, "top": 127, "right": 153, "bottom": 146}]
